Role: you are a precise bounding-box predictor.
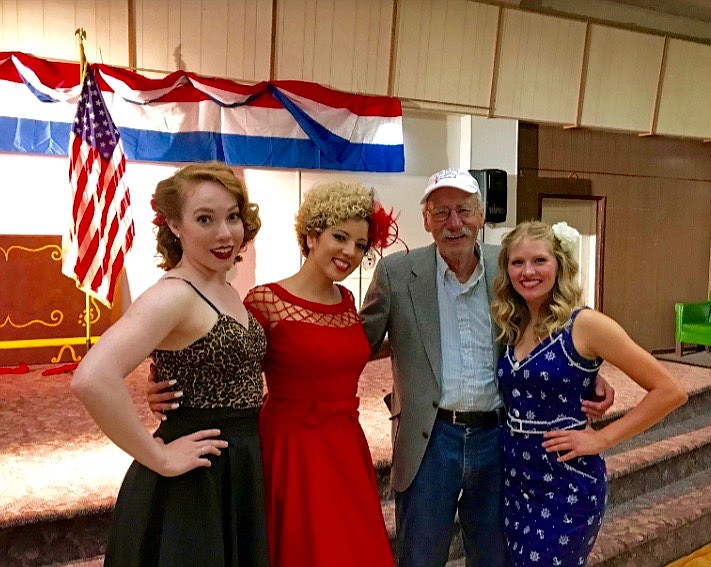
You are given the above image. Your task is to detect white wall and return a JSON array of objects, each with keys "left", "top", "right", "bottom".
[
  {"left": 1, "top": 153, "right": 70, "bottom": 236},
  {"left": 121, "top": 161, "right": 185, "bottom": 298}
]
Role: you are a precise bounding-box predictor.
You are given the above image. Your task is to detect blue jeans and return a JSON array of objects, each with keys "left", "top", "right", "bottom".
[{"left": 395, "top": 420, "right": 506, "bottom": 567}]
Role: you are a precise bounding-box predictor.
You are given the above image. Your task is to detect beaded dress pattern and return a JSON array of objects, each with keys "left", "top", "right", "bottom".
[{"left": 498, "top": 308, "right": 607, "bottom": 566}]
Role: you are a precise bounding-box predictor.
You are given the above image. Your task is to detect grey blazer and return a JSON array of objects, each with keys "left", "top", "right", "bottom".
[{"left": 360, "top": 242, "right": 503, "bottom": 492}]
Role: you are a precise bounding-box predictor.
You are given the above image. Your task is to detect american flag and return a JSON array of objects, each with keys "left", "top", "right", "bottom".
[{"left": 61, "top": 65, "right": 134, "bottom": 307}]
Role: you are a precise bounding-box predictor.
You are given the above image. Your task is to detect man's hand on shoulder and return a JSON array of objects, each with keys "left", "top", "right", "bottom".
[
  {"left": 581, "top": 375, "right": 615, "bottom": 420},
  {"left": 147, "top": 363, "right": 182, "bottom": 421}
]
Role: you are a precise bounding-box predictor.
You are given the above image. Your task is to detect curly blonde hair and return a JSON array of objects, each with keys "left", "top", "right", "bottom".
[
  {"left": 152, "top": 162, "right": 261, "bottom": 270},
  {"left": 295, "top": 181, "right": 374, "bottom": 257},
  {"left": 490, "top": 220, "right": 583, "bottom": 345}
]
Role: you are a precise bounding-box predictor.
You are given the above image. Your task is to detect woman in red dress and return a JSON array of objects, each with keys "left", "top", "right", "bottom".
[{"left": 243, "top": 182, "right": 396, "bottom": 566}]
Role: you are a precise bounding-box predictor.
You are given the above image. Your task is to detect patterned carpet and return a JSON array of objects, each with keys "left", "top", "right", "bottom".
[
  {"left": 0, "top": 360, "right": 155, "bottom": 529},
  {"left": 0, "top": 357, "right": 394, "bottom": 530},
  {"left": 1, "top": 357, "right": 709, "bottom": 566}
]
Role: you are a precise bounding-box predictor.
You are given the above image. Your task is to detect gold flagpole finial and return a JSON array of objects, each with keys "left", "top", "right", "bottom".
[{"left": 75, "top": 28, "right": 88, "bottom": 81}]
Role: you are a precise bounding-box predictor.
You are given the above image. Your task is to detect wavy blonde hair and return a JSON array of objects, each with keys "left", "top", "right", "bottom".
[
  {"left": 491, "top": 220, "right": 583, "bottom": 345},
  {"left": 295, "top": 181, "right": 373, "bottom": 257},
  {"left": 151, "top": 162, "right": 261, "bottom": 270}
]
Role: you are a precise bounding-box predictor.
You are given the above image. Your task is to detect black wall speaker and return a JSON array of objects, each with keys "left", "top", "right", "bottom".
[{"left": 469, "top": 169, "right": 507, "bottom": 224}]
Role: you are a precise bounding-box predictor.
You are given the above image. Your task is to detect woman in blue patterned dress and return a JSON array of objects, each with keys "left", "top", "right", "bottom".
[{"left": 490, "top": 220, "right": 687, "bottom": 567}]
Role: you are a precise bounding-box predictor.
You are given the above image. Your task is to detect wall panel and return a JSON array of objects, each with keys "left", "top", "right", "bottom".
[
  {"left": 393, "top": 0, "right": 498, "bottom": 107},
  {"left": 178, "top": 0, "right": 209, "bottom": 74},
  {"left": 222, "top": 0, "right": 273, "bottom": 81},
  {"left": 42, "top": 0, "right": 76, "bottom": 60},
  {"left": 0, "top": 0, "right": 128, "bottom": 65},
  {"left": 134, "top": 0, "right": 271, "bottom": 80},
  {"left": 199, "top": 0, "right": 229, "bottom": 76},
  {"left": 656, "top": 39, "right": 711, "bottom": 139},
  {"left": 134, "top": 0, "right": 170, "bottom": 70},
  {"left": 537, "top": 124, "right": 711, "bottom": 180},
  {"left": 0, "top": 0, "right": 20, "bottom": 51},
  {"left": 93, "top": 0, "right": 129, "bottom": 66},
  {"left": 274, "top": 0, "right": 392, "bottom": 95},
  {"left": 16, "top": 1, "right": 44, "bottom": 57},
  {"left": 0, "top": 0, "right": 709, "bottom": 140},
  {"left": 313, "top": 0, "right": 338, "bottom": 86},
  {"left": 581, "top": 25, "right": 664, "bottom": 133},
  {"left": 495, "top": 9, "right": 585, "bottom": 124}
]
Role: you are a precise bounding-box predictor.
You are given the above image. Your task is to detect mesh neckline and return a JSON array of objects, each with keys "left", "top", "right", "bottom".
[{"left": 266, "top": 283, "right": 350, "bottom": 314}]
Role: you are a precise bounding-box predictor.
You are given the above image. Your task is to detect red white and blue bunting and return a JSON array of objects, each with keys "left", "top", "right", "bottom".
[{"left": 0, "top": 52, "right": 404, "bottom": 172}]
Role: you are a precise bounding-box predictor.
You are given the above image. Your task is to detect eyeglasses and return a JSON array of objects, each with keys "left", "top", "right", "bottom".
[{"left": 426, "top": 205, "right": 477, "bottom": 222}]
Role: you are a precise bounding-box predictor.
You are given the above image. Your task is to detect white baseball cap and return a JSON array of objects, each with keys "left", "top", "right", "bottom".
[{"left": 421, "top": 168, "right": 480, "bottom": 204}]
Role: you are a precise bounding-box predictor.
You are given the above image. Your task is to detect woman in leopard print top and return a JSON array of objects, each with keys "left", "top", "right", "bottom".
[{"left": 71, "top": 162, "right": 269, "bottom": 566}]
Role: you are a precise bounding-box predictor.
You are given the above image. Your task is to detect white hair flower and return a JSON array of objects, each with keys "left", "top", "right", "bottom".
[{"left": 551, "top": 222, "right": 580, "bottom": 255}]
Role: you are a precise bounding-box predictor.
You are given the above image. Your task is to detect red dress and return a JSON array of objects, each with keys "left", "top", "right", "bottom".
[{"left": 244, "top": 283, "right": 393, "bottom": 567}]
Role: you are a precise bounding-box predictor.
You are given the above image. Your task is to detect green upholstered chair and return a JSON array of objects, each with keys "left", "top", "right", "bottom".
[{"left": 675, "top": 299, "right": 711, "bottom": 356}]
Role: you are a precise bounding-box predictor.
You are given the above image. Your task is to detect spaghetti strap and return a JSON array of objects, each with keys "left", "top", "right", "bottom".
[{"left": 163, "top": 276, "right": 221, "bottom": 315}]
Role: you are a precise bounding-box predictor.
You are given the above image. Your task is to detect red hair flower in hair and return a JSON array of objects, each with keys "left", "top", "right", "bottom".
[
  {"left": 369, "top": 201, "right": 408, "bottom": 255},
  {"left": 150, "top": 198, "right": 167, "bottom": 227}
]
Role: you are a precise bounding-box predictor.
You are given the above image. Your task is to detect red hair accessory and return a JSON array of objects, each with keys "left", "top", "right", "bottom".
[
  {"left": 150, "top": 198, "right": 167, "bottom": 227},
  {"left": 369, "top": 201, "right": 408, "bottom": 255}
]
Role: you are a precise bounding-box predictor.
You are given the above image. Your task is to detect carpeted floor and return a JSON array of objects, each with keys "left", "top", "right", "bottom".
[
  {"left": 0, "top": 361, "right": 155, "bottom": 529},
  {"left": 1, "top": 357, "right": 710, "bottom": 565},
  {"left": 656, "top": 349, "right": 711, "bottom": 369},
  {"left": 0, "top": 358, "right": 394, "bottom": 530}
]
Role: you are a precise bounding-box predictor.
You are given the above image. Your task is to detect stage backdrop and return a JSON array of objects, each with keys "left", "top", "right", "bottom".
[{"left": 0, "top": 235, "right": 117, "bottom": 365}]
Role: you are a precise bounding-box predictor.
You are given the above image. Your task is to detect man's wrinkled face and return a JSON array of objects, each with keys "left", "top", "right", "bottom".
[{"left": 423, "top": 187, "right": 483, "bottom": 257}]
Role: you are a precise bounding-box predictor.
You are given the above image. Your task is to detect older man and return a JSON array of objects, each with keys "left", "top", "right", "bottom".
[{"left": 360, "top": 168, "right": 612, "bottom": 567}]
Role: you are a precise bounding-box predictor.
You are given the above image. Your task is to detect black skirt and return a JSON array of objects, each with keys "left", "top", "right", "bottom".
[{"left": 104, "top": 407, "right": 269, "bottom": 567}]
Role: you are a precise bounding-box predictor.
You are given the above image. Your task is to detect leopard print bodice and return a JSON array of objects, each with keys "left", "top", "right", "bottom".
[{"left": 152, "top": 279, "right": 266, "bottom": 409}]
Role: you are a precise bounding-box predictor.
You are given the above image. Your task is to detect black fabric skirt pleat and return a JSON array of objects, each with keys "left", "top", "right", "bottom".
[{"left": 104, "top": 407, "right": 269, "bottom": 567}]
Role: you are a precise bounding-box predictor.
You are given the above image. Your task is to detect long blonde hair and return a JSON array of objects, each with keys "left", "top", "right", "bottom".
[{"left": 490, "top": 221, "right": 583, "bottom": 345}]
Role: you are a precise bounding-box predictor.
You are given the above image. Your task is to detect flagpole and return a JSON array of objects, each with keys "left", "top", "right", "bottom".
[
  {"left": 75, "top": 27, "right": 92, "bottom": 355},
  {"left": 62, "top": 29, "right": 134, "bottom": 358}
]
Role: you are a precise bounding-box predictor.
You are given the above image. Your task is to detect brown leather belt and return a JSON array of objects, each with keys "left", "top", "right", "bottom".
[{"left": 436, "top": 407, "right": 503, "bottom": 427}]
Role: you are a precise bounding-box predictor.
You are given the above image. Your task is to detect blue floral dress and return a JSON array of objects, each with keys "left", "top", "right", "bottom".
[{"left": 498, "top": 308, "right": 607, "bottom": 566}]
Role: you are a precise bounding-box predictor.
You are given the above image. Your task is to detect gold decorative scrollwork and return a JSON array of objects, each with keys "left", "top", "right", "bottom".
[
  {"left": 0, "top": 244, "right": 62, "bottom": 262},
  {"left": 0, "top": 243, "right": 66, "bottom": 330},
  {"left": 77, "top": 297, "right": 102, "bottom": 327},
  {"left": 51, "top": 345, "right": 82, "bottom": 363},
  {"left": 0, "top": 310, "right": 64, "bottom": 329}
]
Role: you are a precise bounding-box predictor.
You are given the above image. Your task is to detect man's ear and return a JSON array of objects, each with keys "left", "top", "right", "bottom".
[{"left": 422, "top": 209, "right": 432, "bottom": 234}]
